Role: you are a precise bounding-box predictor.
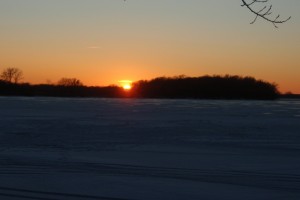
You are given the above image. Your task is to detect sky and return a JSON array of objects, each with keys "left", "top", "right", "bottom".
[{"left": 0, "top": 0, "right": 299, "bottom": 93}]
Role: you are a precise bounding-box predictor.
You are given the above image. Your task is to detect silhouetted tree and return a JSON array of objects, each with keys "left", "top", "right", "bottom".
[
  {"left": 0, "top": 67, "right": 23, "bottom": 84},
  {"left": 241, "top": 0, "right": 291, "bottom": 27},
  {"left": 57, "top": 78, "right": 83, "bottom": 87}
]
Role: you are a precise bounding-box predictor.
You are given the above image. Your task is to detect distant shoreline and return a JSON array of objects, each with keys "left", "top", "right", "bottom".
[
  {"left": 0, "top": 75, "right": 284, "bottom": 100},
  {"left": 280, "top": 94, "right": 300, "bottom": 99},
  {"left": 1, "top": 95, "right": 299, "bottom": 100}
]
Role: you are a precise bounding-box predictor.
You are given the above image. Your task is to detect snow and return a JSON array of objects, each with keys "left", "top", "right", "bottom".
[{"left": 0, "top": 97, "right": 300, "bottom": 199}]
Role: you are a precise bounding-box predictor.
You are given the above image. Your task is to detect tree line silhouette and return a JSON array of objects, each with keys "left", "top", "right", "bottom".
[
  {"left": 0, "top": 81, "right": 124, "bottom": 98},
  {"left": 0, "top": 68, "right": 281, "bottom": 100},
  {"left": 130, "top": 75, "right": 280, "bottom": 100}
]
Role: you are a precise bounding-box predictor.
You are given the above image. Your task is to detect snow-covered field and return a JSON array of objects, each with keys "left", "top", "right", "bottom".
[{"left": 0, "top": 97, "right": 300, "bottom": 200}]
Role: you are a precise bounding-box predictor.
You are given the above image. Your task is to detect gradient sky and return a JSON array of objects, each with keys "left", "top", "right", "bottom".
[{"left": 0, "top": 0, "right": 299, "bottom": 93}]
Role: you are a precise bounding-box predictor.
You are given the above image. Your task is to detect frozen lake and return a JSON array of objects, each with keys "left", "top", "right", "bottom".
[{"left": 0, "top": 97, "right": 300, "bottom": 200}]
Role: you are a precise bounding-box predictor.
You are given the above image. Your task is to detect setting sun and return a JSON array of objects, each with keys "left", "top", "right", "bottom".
[
  {"left": 123, "top": 84, "right": 132, "bottom": 90},
  {"left": 119, "top": 80, "right": 133, "bottom": 91}
]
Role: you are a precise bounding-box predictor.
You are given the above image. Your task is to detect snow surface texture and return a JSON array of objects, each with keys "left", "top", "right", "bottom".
[{"left": 0, "top": 97, "right": 300, "bottom": 200}]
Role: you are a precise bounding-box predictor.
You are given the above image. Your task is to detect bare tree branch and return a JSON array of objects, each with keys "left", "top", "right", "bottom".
[
  {"left": 241, "top": 0, "right": 291, "bottom": 28},
  {"left": 1, "top": 68, "right": 23, "bottom": 84}
]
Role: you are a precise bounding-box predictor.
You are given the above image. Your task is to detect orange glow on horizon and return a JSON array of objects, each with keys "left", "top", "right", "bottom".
[{"left": 1, "top": 1, "right": 299, "bottom": 94}]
